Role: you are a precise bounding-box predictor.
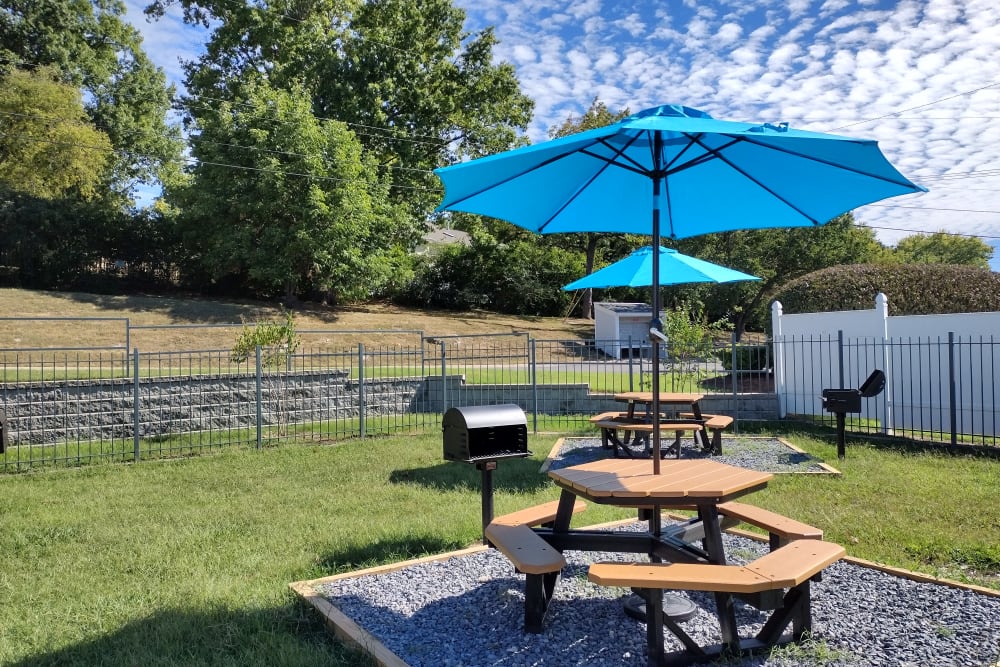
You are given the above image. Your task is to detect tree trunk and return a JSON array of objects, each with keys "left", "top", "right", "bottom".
[
  {"left": 732, "top": 311, "right": 747, "bottom": 342},
  {"left": 581, "top": 234, "right": 598, "bottom": 319}
]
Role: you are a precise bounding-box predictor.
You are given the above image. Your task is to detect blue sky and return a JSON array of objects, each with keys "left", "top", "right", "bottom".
[{"left": 123, "top": 0, "right": 1000, "bottom": 270}]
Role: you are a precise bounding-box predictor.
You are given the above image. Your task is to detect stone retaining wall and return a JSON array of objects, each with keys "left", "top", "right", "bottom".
[{"left": 1, "top": 371, "right": 779, "bottom": 446}]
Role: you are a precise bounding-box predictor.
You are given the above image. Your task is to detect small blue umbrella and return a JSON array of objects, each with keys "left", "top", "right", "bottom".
[
  {"left": 435, "top": 104, "right": 924, "bottom": 469},
  {"left": 562, "top": 245, "right": 759, "bottom": 291}
]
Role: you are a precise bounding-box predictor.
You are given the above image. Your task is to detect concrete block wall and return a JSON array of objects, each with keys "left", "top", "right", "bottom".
[{"left": 1, "top": 371, "right": 779, "bottom": 446}]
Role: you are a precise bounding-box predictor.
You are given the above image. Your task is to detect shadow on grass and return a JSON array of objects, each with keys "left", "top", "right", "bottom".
[
  {"left": 7, "top": 597, "right": 370, "bottom": 667},
  {"left": 743, "top": 419, "right": 1000, "bottom": 459},
  {"left": 388, "top": 455, "right": 552, "bottom": 494},
  {"left": 315, "top": 535, "right": 465, "bottom": 575},
  {"left": 49, "top": 291, "right": 347, "bottom": 325}
]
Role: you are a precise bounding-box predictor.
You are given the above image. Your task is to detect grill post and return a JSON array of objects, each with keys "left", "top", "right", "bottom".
[
  {"left": 477, "top": 460, "right": 497, "bottom": 544},
  {"left": 835, "top": 412, "right": 846, "bottom": 460}
]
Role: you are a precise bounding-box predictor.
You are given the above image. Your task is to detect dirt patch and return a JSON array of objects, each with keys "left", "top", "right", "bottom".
[{"left": 699, "top": 372, "right": 775, "bottom": 393}]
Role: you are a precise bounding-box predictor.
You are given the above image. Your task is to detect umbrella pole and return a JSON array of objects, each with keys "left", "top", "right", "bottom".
[{"left": 650, "top": 136, "right": 664, "bottom": 476}]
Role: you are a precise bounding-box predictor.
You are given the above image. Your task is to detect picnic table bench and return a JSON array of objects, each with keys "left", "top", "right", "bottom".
[
  {"left": 588, "top": 539, "right": 846, "bottom": 660},
  {"left": 589, "top": 411, "right": 703, "bottom": 458},
  {"left": 484, "top": 499, "right": 587, "bottom": 632},
  {"left": 678, "top": 412, "right": 735, "bottom": 455}
]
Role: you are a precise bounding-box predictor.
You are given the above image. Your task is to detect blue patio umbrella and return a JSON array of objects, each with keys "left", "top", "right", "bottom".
[
  {"left": 562, "top": 245, "right": 759, "bottom": 291},
  {"left": 435, "top": 104, "right": 924, "bottom": 469}
]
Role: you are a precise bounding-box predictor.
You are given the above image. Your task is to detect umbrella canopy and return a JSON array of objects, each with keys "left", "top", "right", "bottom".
[
  {"left": 562, "top": 246, "right": 759, "bottom": 291},
  {"left": 435, "top": 103, "right": 924, "bottom": 468}
]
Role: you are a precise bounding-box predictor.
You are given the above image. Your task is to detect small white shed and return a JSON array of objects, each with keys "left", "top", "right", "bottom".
[{"left": 594, "top": 302, "right": 659, "bottom": 358}]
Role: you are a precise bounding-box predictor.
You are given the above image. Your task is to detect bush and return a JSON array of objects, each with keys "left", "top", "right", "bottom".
[
  {"left": 773, "top": 264, "right": 1000, "bottom": 316},
  {"left": 396, "top": 233, "right": 584, "bottom": 316},
  {"left": 715, "top": 343, "right": 772, "bottom": 372},
  {"left": 230, "top": 310, "right": 300, "bottom": 367}
]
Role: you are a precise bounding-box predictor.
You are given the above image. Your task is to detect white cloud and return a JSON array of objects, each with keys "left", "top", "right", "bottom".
[{"left": 715, "top": 22, "right": 743, "bottom": 45}]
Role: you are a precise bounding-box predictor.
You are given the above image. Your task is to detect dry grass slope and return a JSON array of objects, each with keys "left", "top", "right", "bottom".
[{"left": 0, "top": 288, "right": 593, "bottom": 351}]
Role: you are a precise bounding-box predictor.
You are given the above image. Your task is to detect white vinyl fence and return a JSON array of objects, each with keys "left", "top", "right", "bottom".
[{"left": 772, "top": 293, "right": 1000, "bottom": 442}]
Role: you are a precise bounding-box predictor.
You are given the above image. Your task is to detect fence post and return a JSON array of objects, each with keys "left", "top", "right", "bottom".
[
  {"left": 837, "top": 330, "right": 845, "bottom": 388},
  {"left": 358, "top": 343, "right": 366, "bottom": 439},
  {"left": 530, "top": 338, "right": 538, "bottom": 433},
  {"left": 949, "top": 332, "right": 957, "bottom": 446},
  {"left": 419, "top": 332, "right": 426, "bottom": 377},
  {"left": 132, "top": 348, "right": 140, "bottom": 462},
  {"left": 440, "top": 340, "right": 447, "bottom": 414},
  {"left": 125, "top": 317, "right": 132, "bottom": 380},
  {"left": 255, "top": 345, "right": 263, "bottom": 449},
  {"left": 627, "top": 335, "right": 634, "bottom": 391},
  {"left": 731, "top": 333, "right": 739, "bottom": 432}
]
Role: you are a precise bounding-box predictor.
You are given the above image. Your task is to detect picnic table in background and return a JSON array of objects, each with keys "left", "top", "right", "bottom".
[
  {"left": 614, "top": 392, "right": 736, "bottom": 456},
  {"left": 587, "top": 392, "right": 708, "bottom": 458}
]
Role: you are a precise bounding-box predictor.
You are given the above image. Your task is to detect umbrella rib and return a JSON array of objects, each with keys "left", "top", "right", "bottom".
[
  {"left": 538, "top": 134, "right": 646, "bottom": 232},
  {"left": 688, "top": 135, "right": 825, "bottom": 225},
  {"left": 439, "top": 144, "right": 604, "bottom": 210},
  {"left": 737, "top": 135, "right": 922, "bottom": 189},
  {"left": 579, "top": 135, "right": 651, "bottom": 175}
]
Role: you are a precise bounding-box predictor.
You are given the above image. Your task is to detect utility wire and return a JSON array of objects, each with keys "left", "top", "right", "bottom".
[
  {"left": 0, "top": 109, "right": 443, "bottom": 177},
  {"left": 827, "top": 82, "right": 1000, "bottom": 131},
  {"left": 0, "top": 131, "right": 444, "bottom": 192}
]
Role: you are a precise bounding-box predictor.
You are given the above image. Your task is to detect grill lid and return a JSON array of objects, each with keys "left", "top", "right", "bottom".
[{"left": 442, "top": 404, "right": 526, "bottom": 430}]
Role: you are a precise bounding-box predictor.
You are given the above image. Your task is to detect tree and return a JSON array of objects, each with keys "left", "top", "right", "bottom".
[
  {"left": 676, "top": 214, "right": 885, "bottom": 340},
  {"left": 1, "top": 0, "right": 183, "bottom": 204},
  {"left": 170, "top": 80, "right": 401, "bottom": 303},
  {"left": 887, "top": 231, "right": 993, "bottom": 268},
  {"left": 0, "top": 67, "right": 112, "bottom": 199},
  {"left": 544, "top": 98, "right": 636, "bottom": 320},
  {"left": 147, "top": 0, "right": 533, "bottom": 221},
  {"left": 0, "top": 67, "right": 117, "bottom": 287}
]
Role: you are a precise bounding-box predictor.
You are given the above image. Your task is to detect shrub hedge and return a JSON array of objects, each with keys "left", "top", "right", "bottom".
[{"left": 772, "top": 263, "right": 1000, "bottom": 315}]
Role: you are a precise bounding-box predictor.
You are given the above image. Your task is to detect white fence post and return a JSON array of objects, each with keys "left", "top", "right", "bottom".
[{"left": 771, "top": 300, "right": 786, "bottom": 418}]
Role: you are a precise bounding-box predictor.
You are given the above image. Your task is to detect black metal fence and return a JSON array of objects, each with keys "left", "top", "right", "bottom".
[{"left": 1, "top": 329, "right": 996, "bottom": 472}]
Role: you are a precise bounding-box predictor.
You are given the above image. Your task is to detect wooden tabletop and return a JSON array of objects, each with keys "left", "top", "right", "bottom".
[
  {"left": 614, "top": 391, "right": 704, "bottom": 404},
  {"left": 548, "top": 458, "right": 772, "bottom": 503}
]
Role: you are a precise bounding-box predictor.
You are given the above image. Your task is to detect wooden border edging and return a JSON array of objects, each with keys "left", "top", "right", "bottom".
[
  {"left": 290, "top": 516, "right": 996, "bottom": 667},
  {"left": 289, "top": 544, "right": 489, "bottom": 667}
]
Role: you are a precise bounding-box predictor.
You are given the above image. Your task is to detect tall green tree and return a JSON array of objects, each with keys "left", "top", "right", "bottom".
[
  {"left": 677, "top": 214, "right": 885, "bottom": 340},
  {"left": 170, "top": 80, "right": 400, "bottom": 303},
  {"left": 544, "top": 98, "right": 637, "bottom": 319},
  {"left": 0, "top": 67, "right": 117, "bottom": 286},
  {"left": 886, "top": 231, "right": 993, "bottom": 268},
  {"left": 0, "top": 0, "right": 182, "bottom": 204},
  {"left": 0, "top": 67, "right": 112, "bottom": 199},
  {"left": 147, "top": 0, "right": 533, "bottom": 220}
]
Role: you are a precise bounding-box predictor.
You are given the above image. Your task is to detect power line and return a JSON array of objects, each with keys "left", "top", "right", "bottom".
[
  {"left": 180, "top": 99, "right": 448, "bottom": 149},
  {"left": 183, "top": 94, "right": 448, "bottom": 144},
  {"left": 866, "top": 203, "right": 1000, "bottom": 215},
  {"left": 2, "top": 55, "right": 460, "bottom": 149},
  {"left": 0, "top": 108, "right": 442, "bottom": 178},
  {"left": 0, "top": 131, "right": 443, "bottom": 193},
  {"left": 864, "top": 224, "right": 1000, "bottom": 241},
  {"left": 827, "top": 82, "right": 1000, "bottom": 131}
]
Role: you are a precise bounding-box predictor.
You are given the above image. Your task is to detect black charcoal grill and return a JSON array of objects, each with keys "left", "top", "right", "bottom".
[
  {"left": 443, "top": 404, "right": 531, "bottom": 542},
  {"left": 822, "top": 369, "right": 885, "bottom": 459}
]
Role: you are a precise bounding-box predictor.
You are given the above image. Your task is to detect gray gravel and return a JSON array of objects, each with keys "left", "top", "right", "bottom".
[
  {"left": 314, "top": 439, "right": 1000, "bottom": 666},
  {"left": 545, "top": 436, "right": 834, "bottom": 474}
]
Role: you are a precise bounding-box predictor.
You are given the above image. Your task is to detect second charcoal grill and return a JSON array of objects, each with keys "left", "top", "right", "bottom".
[{"left": 822, "top": 369, "right": 886, "bottom": 459}]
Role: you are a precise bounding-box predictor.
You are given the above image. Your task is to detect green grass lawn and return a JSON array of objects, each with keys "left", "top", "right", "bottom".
[{"left": 0, "top": 429, "right": 997, "bottom": 666}]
